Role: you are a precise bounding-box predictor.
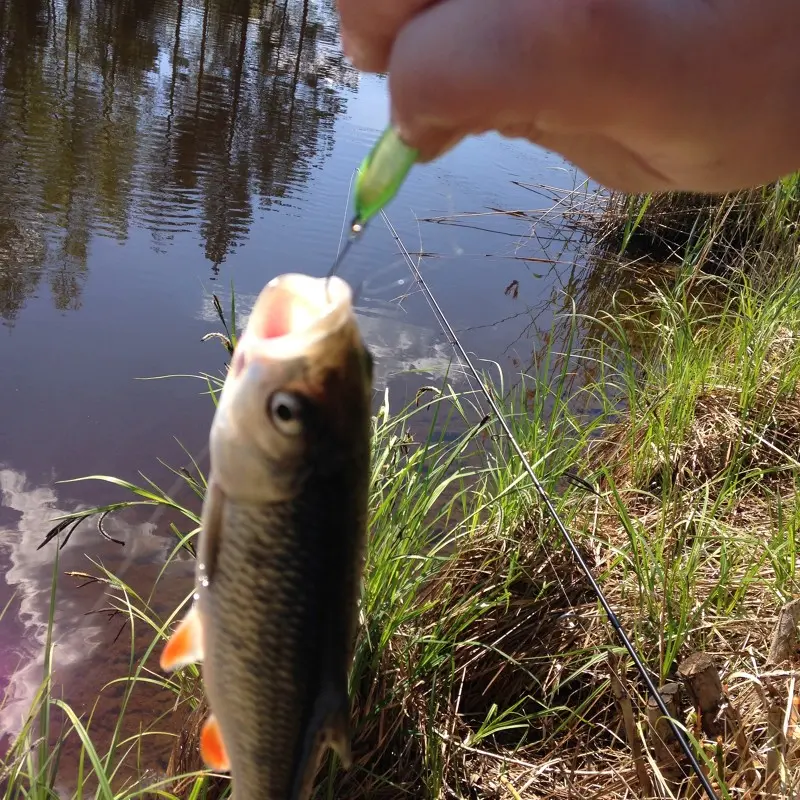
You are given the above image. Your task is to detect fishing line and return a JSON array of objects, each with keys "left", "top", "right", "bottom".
[
  {"left": 328, "top": 170, "right": 491, "bottom": 427},
  {"left": 380, "top": 209, "right": 719, "bottom": 800},
  {"left": 326, "top": 236, "right": 356, "bottom": 283},
  {"left": 335, "top": 167, "right": 358, "bottom": 260},
  {"left": 325, "top": 169, "right": 360, "bottom": 304}
]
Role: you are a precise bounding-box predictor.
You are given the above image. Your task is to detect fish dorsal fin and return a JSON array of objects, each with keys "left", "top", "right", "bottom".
[
  {"left": 196, "top": 480, "right": 225, "bottom": 587},
  {"left": 289, "top": 684, "right": 353, "bottom": 800}
]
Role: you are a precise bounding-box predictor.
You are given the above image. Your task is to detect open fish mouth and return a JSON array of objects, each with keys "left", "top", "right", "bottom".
[
  {"left": 228, "top": 274, "right": 355, "bottom": 374},
  {"left": 250, "top": 274, "right": 352, "bottom": 341}
]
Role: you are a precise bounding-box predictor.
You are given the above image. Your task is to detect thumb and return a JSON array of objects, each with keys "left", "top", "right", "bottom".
[
  {"left": 386, "top": 0, "right": 689, "bottom": 163},
  {"left": 386, "top": 0, "right": 595, "bottom": 160}
]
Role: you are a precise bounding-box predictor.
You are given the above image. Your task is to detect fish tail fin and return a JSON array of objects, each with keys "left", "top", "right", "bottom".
[{"left": 290, "top": 684, "right": 353, "bottom": 800}]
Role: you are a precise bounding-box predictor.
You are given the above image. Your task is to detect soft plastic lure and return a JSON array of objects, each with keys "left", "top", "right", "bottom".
[
  {"left": 327, "top": 125, "right": 418, "bottom": 278},
  {"left": 352, "top": 126, "right": 418, "bottom": 231}
]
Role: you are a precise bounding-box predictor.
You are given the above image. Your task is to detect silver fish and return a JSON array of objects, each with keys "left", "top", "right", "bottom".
[{"left": 160, "top": 273, "right": 373, "bottom": 799}]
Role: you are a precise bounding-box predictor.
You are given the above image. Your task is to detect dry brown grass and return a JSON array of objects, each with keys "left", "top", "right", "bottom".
[
  {"left": 578, "top": 324, "right": 800, "bottom": 799},
  {"left": 584, "top": 186, "right": 800, "bottom": 280}
]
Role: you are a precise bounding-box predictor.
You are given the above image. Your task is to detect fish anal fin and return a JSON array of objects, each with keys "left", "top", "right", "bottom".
[
  {"left": 290, "top": 685, "right": 353, "bottom": 800},
  {"left": 200, "top": 714, "right": 231, "bottom": 772},
  {"left": 160, "top": 605, "right": 204, "bottom": 671}
]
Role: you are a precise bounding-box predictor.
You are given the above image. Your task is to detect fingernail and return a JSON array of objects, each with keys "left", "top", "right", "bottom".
[
  {"left": 339, "top": 31, "right": 362, "bottom": 66},
  {"left": 391, "top": 114, "right": 462, "bottom": 161}
]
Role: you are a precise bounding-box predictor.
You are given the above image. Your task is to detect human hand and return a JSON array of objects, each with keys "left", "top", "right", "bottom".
[{"left": 335, "top": 0, "right": 800, "bottom": 193}]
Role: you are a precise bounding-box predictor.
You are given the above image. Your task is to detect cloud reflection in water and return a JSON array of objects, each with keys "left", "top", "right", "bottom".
[{"left": 0, "top": 466, "right": 179, "bottom": 743}]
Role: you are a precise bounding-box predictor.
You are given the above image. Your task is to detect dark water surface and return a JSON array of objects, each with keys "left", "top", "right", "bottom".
[{"left": 0, "top": 0, "right": 592, "bottom": 781}]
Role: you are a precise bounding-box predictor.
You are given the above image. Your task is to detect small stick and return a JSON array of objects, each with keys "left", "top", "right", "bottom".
[
  {"left": 646, "top": 682, "right": 688, "bottom": 787},
  {"left": 785, "top": 677, "right": 800, "bottom": 798},
  {"left": 767, "top": 599, "right": 800, "bottom": 667},
  {"left": 764, "top": 689, "right": 786, "bottom": 795},
  {"left": 499, "top": 774, "right": 523, "bottom": 800},
  {"left": 609, "top": 653, "right": 653, "bottom": 797}
]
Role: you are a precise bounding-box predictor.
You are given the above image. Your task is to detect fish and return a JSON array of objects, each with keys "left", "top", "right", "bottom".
[{"left": 159, "top": 273, "right": 374, "bottom": 799}]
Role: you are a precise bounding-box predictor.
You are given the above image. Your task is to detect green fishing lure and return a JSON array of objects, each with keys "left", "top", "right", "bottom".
[
  {"left": 351, "top": 126, "right": 418, "bottom": 232},
  {"left": 326, "top": 125, "right": 418, "bottom": 278}
]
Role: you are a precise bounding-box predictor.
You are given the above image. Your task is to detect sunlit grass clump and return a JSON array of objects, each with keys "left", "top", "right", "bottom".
[
  {"left": 586, "top": 174, "right": 800, "bottom": 284},
  {"left": 4, "top": 265, "right": 800, "bottom": 799}
]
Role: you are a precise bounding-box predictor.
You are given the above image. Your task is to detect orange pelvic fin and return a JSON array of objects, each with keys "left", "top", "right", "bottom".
[
  {"left": 159, "top": 604, "right": 204, "bottom": 671},
  {"left": 200, "top": 714, "right": 231, "bottom": 772}
]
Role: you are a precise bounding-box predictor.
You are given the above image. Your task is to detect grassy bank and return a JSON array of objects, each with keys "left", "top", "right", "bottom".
[
  {"left": 584, "top": 175, "right": 800, "bottom": 282},
  {"left": 3, "top": 189, "right": 800, "bottom": 799}
]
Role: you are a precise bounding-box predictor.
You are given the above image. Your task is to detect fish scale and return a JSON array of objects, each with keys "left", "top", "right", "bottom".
[
  {"left": 204, "top": 479, "right": 365, "bottom": 796},
  {"left": 207, "top": 503, "right": 319, "bottom": 793}
]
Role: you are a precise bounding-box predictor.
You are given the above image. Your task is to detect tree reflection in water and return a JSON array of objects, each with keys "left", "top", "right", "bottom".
[{"left": 0, "top": 0, "right": 357, "bottom": 322}]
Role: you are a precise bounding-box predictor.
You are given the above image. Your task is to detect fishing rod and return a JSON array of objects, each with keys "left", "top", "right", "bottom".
[{"left": 377, "top": 209, "right": 720, "bottom": 800}]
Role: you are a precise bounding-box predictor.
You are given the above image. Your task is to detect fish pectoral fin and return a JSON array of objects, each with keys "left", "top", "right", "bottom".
[
  {"left": 200, "top": 714, "right": 231, "bottom": 772},
  {"left": 159, "top": 604, "right": 204, "bottom": 671}
]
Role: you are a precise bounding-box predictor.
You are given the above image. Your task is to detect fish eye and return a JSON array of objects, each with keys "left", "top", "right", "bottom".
[{"left": 267, "top": 391, "right": 304, "bottom": 435}]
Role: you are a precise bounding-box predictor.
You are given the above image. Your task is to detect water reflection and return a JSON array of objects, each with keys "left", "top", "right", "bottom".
[
  {"left": 0, "top": 464, "right": 188, "bottom": 747},
  {"left": 0, "top": 0, "right": 356, "bottom": 322}
]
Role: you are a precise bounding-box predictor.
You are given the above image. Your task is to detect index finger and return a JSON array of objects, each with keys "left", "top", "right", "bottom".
[{"left": 335, "top": 0, "right": 437, "bottom": 72}]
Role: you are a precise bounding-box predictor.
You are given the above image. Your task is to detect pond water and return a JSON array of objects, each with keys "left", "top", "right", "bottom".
[{"left": 0, "top": 0, "right": 596, "bottom": 782}]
